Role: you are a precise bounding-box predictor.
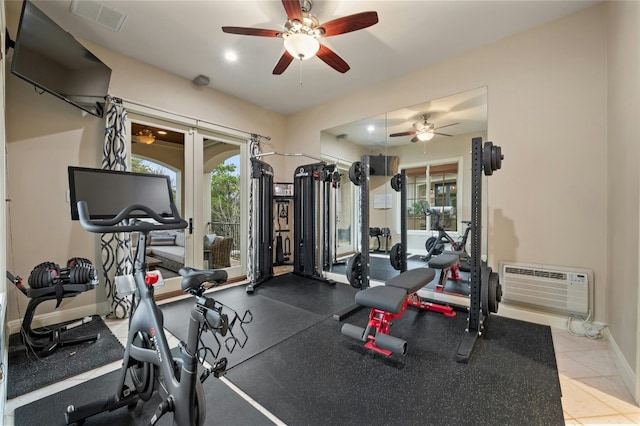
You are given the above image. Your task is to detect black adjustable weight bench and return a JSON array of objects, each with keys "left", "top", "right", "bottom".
[{"left": 341, "top": 267, "right": 455, "bottom": 356}]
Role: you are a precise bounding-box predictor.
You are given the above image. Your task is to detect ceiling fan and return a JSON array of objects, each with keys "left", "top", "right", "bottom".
[
  {"left": 389, "top": 114, "right": 460, "bottom": 143},
  {"left": 221, "top": 0, "right": 378, "bottom": 75}
]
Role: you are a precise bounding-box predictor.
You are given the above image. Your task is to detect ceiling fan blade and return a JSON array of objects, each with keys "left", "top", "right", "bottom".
[
  {"left": 319, "top": 11, "right": 379, "bottom": 37},
  {"left": 389, "top": 131, "right": 416, "bottom": 137},
  {"left": 273, "top": 51, "right": 294, "bottom": 75},
  {"left": 282, "top": 0, "right": 304, "bottom": 22},
  {"left": 411, "top": 136, "right": 419, "bottom": 143},
  {"left": 222, "top": 26, "right": 281, "bottom": 37},
  {"left": 434, "top": 132, "right": 452, "bottom": 137},
  {"left": 317, "top": 44, "right": 350, "bottom": 73},
  {"left": 434, "top": 122, "right": 460, "bottom": 130}
]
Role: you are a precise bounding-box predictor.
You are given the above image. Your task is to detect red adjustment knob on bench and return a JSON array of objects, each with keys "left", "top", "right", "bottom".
[{"left": 145, "top": 272, "right": 159, "bottom": 286}]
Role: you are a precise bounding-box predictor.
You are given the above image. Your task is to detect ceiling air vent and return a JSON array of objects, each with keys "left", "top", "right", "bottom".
[{"left": 70, "top": 0, "right": 127, "bottom": 32}]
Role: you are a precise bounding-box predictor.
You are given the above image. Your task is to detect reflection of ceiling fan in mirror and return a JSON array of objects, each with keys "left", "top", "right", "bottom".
[
  {"left": 221, "top": 0, "right": 378, "bottom": 75},
  {"left": 131, "top": 123, "right": 184, "bottom": 146},
  {"left": 389, "top": 114, "right": 460, "bottom": 143}
]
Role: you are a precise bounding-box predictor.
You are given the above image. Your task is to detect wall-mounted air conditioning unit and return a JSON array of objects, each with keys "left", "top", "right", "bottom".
[{"left": 499, "top": 261, "right": 592, "bottom": 317}]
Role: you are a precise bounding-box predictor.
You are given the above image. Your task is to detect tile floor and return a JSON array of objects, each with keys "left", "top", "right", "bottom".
[
  {"left": 553, "top": 328, "right": 640, "bottom": 425},
  {"left": 4, "top": 292, "right": 640, "bottom": 425}
]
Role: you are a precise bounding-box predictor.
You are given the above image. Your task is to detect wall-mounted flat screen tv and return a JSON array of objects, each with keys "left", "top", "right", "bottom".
[{"left": 11, "top": 0, "right": 112, "bottom": 118}]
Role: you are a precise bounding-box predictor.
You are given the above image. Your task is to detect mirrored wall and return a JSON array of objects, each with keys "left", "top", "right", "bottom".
[{"left": 321, "top": 87, "right": 488, "bottom": 283}]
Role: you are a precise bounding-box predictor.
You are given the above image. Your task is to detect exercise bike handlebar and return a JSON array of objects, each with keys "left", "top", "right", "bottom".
[{"left": 77, "top": 201, "right": 188, "bottom": 234}]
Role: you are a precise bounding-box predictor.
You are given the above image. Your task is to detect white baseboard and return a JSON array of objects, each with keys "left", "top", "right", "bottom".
[
  {"left": 7, "top": 301, "right": 111, "bottom": 334},
  {"left": 605, "top": 328, "right": 638, "bottom": 405}
]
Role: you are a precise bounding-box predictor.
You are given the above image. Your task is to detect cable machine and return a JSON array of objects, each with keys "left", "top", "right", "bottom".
[
  {"left": 247, "top": 152, "right": 340, "bottom": 292},
  {"left": 246, "top": 157, "right": 274, "bottom": 293},
  {"left": 292, "top": 162, "right": 339, "bottom": 282}
]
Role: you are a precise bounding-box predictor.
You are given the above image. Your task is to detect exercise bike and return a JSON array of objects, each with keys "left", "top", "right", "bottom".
[
  {"left": 421, "top": 200, "right": 472, "bottom": 261},
  {"left": 65, "top": 167, "right": 251, "bottom": 426}
]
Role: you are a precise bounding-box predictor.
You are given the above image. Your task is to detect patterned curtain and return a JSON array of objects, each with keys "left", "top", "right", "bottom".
[{"left": 101, "top": 97, "right": 133, "bottom": 319}]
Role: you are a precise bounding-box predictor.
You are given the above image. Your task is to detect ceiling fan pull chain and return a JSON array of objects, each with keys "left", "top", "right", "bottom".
[{"left": 299, "top": 59, "right": 303, "bottom": 86}]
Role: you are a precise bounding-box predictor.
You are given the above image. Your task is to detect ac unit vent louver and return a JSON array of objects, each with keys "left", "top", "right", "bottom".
[{"left": 500, "top": 262, "right": 592, "bottom": 317}]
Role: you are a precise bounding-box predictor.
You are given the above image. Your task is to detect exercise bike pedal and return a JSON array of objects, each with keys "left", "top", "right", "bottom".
[
  {"left": 212, "top": 357, "right": 228, "bottom": 378},
  {"left": 200, "top": 357, "right": 228, "bottom": 382}
]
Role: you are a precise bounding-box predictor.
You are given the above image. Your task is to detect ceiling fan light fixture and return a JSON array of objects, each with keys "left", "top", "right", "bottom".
[
  {"left": 417, "top": 130, "right": 435, "bottom": 142},
  {"left": 136, "top": 129, "right": 156, "bottom": 144},
  {"left": 284, "top": 33, "right": 320, "bottom": 60}
]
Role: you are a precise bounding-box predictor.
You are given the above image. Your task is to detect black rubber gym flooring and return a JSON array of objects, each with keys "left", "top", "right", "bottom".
[
  {"left": 16, "top": 272, "right": 563, "bottom": 425},
  {"left": 226, "top": 304, "right": 563, "bottom": 425},
  {"left": 14, "top": 363, "right": 272, "bottom": 425},
  {"left": 8, "top": 315, "right": 124, "bottom": 398}
]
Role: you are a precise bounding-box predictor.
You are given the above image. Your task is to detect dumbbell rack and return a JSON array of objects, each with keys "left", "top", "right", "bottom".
[{"left": 7, "top": 265, "right": 99, "bottom": 357}]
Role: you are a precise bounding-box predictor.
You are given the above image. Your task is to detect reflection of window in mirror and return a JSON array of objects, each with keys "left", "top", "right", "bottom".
[
  {"left": 334, "top": 165, "right": 354, "bottom": 255},
  {"left": 406, "top": 162, "right": 458, "bottom": 232},
  {"left": 406, "top": 167, "right": 427, "bottom": 231},
  {"left": 429, "top": 163, "right": 458, "bottom": 232}
]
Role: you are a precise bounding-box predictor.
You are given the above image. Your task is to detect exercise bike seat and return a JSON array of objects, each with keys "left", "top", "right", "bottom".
[{"left": 179, "top": 267, "right": 228, "bottom": 292}]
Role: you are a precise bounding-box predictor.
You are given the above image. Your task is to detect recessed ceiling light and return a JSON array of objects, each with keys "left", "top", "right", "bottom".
[
  {"left": 367, "top": 125, "right": 375, "bottom": 132},
  {"left": 157, "top": 130, "right": 167, "bottom": 135},
  {"left": 225, "top": 51, "right": 238, "bottom": 62}
]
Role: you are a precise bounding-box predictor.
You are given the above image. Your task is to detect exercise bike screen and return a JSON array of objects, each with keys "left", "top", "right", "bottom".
[{"left": 68, "top": 166, "right": 176, "bottom": 220}]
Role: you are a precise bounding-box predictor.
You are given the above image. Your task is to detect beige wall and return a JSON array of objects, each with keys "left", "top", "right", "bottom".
[
  {"left": 5, "top": 73, "right": 108, "bottom": 322},
  {"left": 4, "top": 7, "right": 286, "bottom": 323},
  {"left": 285, "top": 3, "right": 608, "bottom": 317},
  {"left": 607, "top": 0, "right": 640, "bottom": 386}
]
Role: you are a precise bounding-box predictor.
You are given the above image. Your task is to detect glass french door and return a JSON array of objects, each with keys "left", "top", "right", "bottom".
[
  {"left": 127, "top": 111, "right": 248, "bottom": 295},
  {"left": 195, "top": 127, "right": 247, "bottom": 280},
  {"left": 332, "top": 165, "right": 356, "bottom": 259},
  {"left": 128, "top": 113, "right": 192, "bottom": 295}
]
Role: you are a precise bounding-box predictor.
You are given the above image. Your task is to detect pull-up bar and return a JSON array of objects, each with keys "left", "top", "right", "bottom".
[{"left": 254, "top": 151, "right": 324, "bottom": 163}]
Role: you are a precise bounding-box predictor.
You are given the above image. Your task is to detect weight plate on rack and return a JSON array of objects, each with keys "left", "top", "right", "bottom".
[
  {"left": 483, "top": 142, "right": 494, "bottom": 176},
  {"left": 346, "top": 252, "right": 364, "bottom": 289},
  {"left": 488, "top": 271, "right": 501, "bottom": 313},
  {"left": 481, "top": 263, "right": 490, "bottom": 316},
  {"left": 390, "top": 243, "right": 402, "bottom": 270},
  {"left": 491, "top": 145, "right": 502, "bottom": 171},
  {"left": 348, "top": 161, "right": 364, "bottom": 186},
  {"left": 390, "top": 174, "right": 402, "bottom": 192}
]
